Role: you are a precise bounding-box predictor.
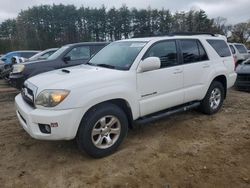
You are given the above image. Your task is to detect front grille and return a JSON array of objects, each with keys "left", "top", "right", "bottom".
[
  {"left": 237, "top": 74, "right": 250, "bottom": 82},
  {"left": 21, "top": 86, "right": 35, "bottom": 107},
  {"left": 236, "top": 74, "right": 250, "bottom": 91}
]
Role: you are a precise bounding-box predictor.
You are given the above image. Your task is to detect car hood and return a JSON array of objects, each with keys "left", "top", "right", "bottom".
[
  {"left": 236, "top": 63, "right": 250, "bottom": 74},
  {"left": 27, "top": 64, "right": 127, "bottom": 91}
]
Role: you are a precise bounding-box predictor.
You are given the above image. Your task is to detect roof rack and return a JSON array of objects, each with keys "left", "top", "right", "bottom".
[
  {"left": 132, "top": 32, "right": 217, "bottom": 38},
  {"left": 169, "top": 32, "right": 216, "bottom": 36}
]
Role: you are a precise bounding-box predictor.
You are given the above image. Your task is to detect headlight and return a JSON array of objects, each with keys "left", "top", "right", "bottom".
[
  {"left": 35, "top": 90, "right": 70, "bottom": 107},
  {"left": 12, "top": 64, "right": 25, "bottom": 73}
]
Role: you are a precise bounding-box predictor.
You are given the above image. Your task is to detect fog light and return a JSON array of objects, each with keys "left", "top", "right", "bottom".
[{"left": 38, "top": 124, "right": 51, "bottom": 134}]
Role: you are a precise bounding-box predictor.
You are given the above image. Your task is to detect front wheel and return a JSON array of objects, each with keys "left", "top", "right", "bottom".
[
  {"left": 199, "top": 81, "right": 225, "bottom": 115},
  {"left": 76, "top": 103, "right": 128, "bottom": 158}
]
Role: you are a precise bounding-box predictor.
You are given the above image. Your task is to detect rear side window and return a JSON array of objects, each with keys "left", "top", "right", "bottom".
[
  {"left": 207, "top": 39, "right": 231, "bottom": 57},
  {"left": 235, "top": 44, "right": 248, "bottom": 54},
  {"left": 229, "top": 45, "right": 236, "bottom": 54},
  {"left": 180, "top": 39, "right": 208, "bottom": 64}
]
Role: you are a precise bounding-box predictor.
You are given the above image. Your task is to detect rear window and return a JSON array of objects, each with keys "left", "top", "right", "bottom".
[
  {"left": 207, "top": 40, "right": 231, "bottom": 57},
  {"left": 229, "top": 45, "right": 236, "bottom": 54},
  {"left": 235, "top": 44, "right": 248, "bottom": 54}
]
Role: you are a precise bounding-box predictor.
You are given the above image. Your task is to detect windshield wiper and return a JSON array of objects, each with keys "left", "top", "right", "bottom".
[
  {"left": 85, "top": 62, "right": 116, "bottom": 69},
  {"left": 96, "top": 64, "right": 116, "bottom": 69},
  {"left": 85, "top": 62, "right": 94, "bottom": 65}
]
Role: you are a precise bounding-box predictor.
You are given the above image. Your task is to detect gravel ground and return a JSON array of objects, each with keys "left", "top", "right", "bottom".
[{"left": 0, "top": 89, "right": 249, "bottom": 188}]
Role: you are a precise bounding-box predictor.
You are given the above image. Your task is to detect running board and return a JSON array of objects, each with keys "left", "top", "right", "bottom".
[{"left": 135, "top": 102, "right": 200, "bottom": 125}]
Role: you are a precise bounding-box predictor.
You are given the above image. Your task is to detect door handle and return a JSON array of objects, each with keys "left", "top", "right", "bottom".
[
  {"left": 203, "top": 64, "right": 210, "bottom": 68},
  {"left": 173, "top": 69, "right": 183, "bottom": 74}
]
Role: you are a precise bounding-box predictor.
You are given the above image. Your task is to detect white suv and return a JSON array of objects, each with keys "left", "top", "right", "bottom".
[
  {"left": 229, "top": 43, "right": 250, "bottom": 66},
  {"left": 15, "top": 34, "right": 237, "bottom": 157}
]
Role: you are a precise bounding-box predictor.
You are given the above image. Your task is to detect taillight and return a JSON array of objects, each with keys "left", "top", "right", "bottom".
[{"left": 233, "top": 56, "right": 237, "bottom": 70}]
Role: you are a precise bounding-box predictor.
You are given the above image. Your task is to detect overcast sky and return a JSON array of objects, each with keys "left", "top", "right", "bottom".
[{"left": 0, "top": 0, "right": 249, "bottom": 24}]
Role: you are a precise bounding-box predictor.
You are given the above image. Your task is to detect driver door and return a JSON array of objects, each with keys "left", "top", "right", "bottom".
[{"left": 137, "top": 40, "right": 184, "bottom": 117}]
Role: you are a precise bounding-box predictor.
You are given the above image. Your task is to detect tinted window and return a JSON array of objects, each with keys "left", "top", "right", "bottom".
[
  {"left": 144, "top": 40, "right": 178, "bottom": 68},
  {"left": 207, "top": 40, "right": 231, "bottom": 57},
  {"left": 229, "top": 45, "right": 236, "bottom": 54},
  {"left": 93, "top": 45, "right": 106, "bottom": 54},
  {"left": 66, "top": 46, "right": 90, "bottom": 60},
  {"left": 198, "top": 41, "right": 209, "bottom": 61},
  {"left": 21, "top": 52, "right": 36, "bottom": 58},
  {"left": 180, "top": 40, "right": 200, "bottom": 63},
  {"left": 235, "top": 44, "right": 248, "bottom": 54}
]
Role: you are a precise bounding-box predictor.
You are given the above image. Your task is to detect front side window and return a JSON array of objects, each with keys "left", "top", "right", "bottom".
[
  {"left": 88, "top": 41, "right": 147, "bottom": 70},
  {"left": 66, "top": 46, "right": 90, "bottom": 61},
  {"left": 235, "top": 44, "right": 248, "bottom": 54},
  {"left": 144, "top": 40, "right": 178, "bottom": 68}
]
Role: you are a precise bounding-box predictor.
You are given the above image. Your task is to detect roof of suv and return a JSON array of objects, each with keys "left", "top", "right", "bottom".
[
  {"left": 64, "top": 42, "right": 109, "bottom": 47},
  {"left": 120, "top": 34, "right": 227, "bottom": 43}
]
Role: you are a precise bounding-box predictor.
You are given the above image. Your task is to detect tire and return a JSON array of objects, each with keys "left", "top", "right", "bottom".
[
  {"left": 199, "top": 81, "right": 225, "bottom": 115},
  {"left": 76, "top": 103, "right": 128, "bottom": 158}
]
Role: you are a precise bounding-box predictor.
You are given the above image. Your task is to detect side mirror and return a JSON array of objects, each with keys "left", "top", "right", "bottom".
[
  {"left": 138, "top": 57, "right": 161, "bottom": 72},
  {"left": 63, "top": 56, "right": 71, "bottom": 63}
]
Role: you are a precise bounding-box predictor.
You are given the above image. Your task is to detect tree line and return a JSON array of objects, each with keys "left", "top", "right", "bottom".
[{"left": 0, "top": 4, "right": 249, "bottom": 53}]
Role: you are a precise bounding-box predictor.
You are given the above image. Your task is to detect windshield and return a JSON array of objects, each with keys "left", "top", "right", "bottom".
[
  {"left": 47, "top": 46, "right": 69, "bottom": 60},
  {"left": 1, "top": 52, "right": 15, "bottom": 60},
  {"left": 235, "top": 44, "right": 248, "bottom": 54},
  {"left": 88, "top": 41, "right": 147, "bottom": 70}
]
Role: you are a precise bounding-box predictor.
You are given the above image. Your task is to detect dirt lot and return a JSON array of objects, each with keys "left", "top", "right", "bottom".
[{"left": 0, "top": 88, "right": 249, "bottom": 188}]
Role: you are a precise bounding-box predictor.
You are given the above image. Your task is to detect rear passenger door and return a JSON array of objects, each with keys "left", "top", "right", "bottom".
[
  {"left": 179, "top": 39, "right": 212, "bottom": 103},
  {"left": 137, "top": 40, "right": 184, "bottom": 116}
]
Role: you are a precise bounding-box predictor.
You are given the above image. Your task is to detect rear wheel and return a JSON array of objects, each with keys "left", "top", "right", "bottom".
[
  {"left": 199, "top": 81, "right": 225, "bottom": 115},
  {"left": 76, "top": 103, "right": 128, "bottom": 158}
]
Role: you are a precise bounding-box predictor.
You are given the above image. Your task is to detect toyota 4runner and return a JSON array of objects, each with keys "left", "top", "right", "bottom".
[{"left": 15, "top": 34, "right": 237, "bottom": 158}]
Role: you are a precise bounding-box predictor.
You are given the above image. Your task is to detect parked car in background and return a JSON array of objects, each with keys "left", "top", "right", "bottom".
[
  {"left": 0, "top": 51, "right": 40, "bottom": 64},
  {"left": 229, "top": 43, "right": 249, "bottom": 66},
  {"left": 235, "top": 58, "right": 250, "bottom": 91},
  {"left": 10, "top": 42, "right": 108, "bottom": 89},
  {"left": 15, "top": 34, "right": 236, "bottom": 157},
  {"left": 27, "top": 48, "right": 58, "bottom": 62},
  {"left": 0, "top": 48, "right": 58, "bottom": 79},
  {"left": 0, "top": 56, "right": 27, "bottom": 79}
]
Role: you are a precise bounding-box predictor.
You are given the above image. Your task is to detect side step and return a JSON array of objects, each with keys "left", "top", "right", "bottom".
[{"left": 135, "top": 102, "right": 201, "bottom": 125}]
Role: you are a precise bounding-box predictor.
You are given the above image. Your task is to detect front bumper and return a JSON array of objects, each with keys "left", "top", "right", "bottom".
[
  {"left": 9, "top": 73, "right": 25, "bottom": 89},
  {"left": 235, "top": 73, "right": 250, "bottom": 91},
  {"left": 15, "top": 94, "right": 83, "bottom": 140}
]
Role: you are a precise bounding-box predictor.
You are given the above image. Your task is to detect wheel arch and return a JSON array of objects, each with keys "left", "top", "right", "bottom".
[
  {"left": 211, "top": 75, "right": 227, "bottom": 99},
  {"left": 79, "top": 98, "right": 134, "bottom": 131}
]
